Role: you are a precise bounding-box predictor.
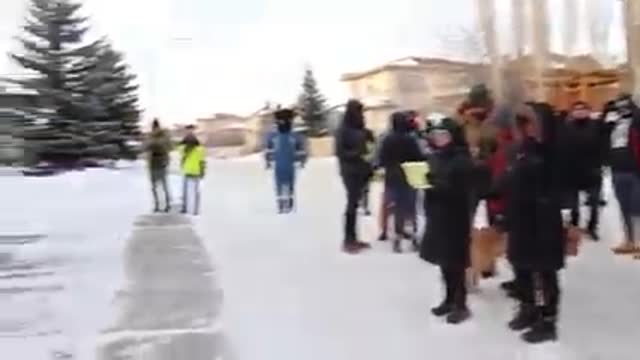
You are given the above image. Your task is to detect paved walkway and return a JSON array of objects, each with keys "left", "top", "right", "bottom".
[{"left": 97, "top": 213, "right": 223, "bottom": 360}]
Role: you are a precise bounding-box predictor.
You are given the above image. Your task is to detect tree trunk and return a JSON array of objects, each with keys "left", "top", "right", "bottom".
[
  {"left": 530, "top": 0, "right": 549, "bottom": 102},
  {"left": 477, "top": 0, "right": 502, "bottom": 100},
  {"left": 512, "top": 0, "right": 525, "bottom": 57},
  {"left": 624, "top": 0, "right": 640, "bottom": 97}
]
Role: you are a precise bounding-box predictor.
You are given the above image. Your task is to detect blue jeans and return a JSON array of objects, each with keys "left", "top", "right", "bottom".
[
  {"left": 612, "top": 171, "right": 640, "bottom": 240},
  {"left": 387, "top": 183, "right": 416, "bottom": 236},
  {"left": 182, "top": 176, "right": 201, "bottom": 215}
]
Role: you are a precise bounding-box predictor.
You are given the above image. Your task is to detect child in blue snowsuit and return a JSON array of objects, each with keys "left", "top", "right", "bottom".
[{"left": 265, "top": 108, "right": 308, "bottom": 213}]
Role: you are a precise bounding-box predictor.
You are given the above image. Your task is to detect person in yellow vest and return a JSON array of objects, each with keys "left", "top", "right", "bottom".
[{"left": 178, "top": 125, "right": 206, "bottom": 215}]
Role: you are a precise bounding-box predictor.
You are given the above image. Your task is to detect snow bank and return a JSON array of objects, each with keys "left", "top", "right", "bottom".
[{"left": 0, "top": 165, "right": 149, "bottom": 360}]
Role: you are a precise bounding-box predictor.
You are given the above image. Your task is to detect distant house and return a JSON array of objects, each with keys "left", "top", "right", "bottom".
[
  {"left": 0, "top": 82, "right": 42, "bottom": 165},
  {"left": 341, "top": 57, "right": 488, "bottom": 134},
  {"left": 196, "top": 113, "right": 248, "bottom": 147}
]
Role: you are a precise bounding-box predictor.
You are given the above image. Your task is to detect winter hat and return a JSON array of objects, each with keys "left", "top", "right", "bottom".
[{"left": 274, "top": 108, "right": 296, "bottom": 122}]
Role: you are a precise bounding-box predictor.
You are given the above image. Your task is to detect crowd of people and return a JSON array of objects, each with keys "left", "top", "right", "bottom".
[
  {"left": 141, "top": 85, "right": 640, "bottom": 345},
  {"left": 334, "top": 86, "right": 640, "bottom": 344}
]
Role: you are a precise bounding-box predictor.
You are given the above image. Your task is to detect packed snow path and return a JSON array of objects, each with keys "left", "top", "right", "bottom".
[{"left": 97, "top": 213, "right": 223, "bottom": 360}]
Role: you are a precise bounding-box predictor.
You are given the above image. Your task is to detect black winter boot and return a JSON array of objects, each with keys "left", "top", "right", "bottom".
[
  {"left": 508, "top": 304, "right": 538, "bottom": 331},
  {"left": 446, "top": 306, "right": 471, "bottom": 324},
  {"left": 410, "top": 235, "right": 419, "bottom": 252},
  {"left": 430, "top": 301, "right": 453, "bottom": 317},
  {"left": 392, "top": 238, "right": 402, "bottom": 253},
  {"left": 521, "top": 316, "right": 557, "bottom": 344}
]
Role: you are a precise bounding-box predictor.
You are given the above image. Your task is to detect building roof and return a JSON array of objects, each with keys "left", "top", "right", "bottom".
[
  {"left": 197, "top": 112, "right": 246, "bottom": 122},
  {"left": 341, "top": 56, "right": 485, "bottom": 81}
]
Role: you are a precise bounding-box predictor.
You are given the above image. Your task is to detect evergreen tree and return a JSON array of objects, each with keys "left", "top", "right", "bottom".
[
  {"left": 298, "top": 67, "right": 328, "bottom": 137},
  {"left": 77, "top": 41, "right": 141, "bottom": 159},
  {"left": 10, "top": 0, "right": 100, "bottom": 164}
]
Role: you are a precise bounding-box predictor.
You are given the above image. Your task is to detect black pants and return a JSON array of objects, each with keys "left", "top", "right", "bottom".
[
  {"left": 568, "top": 187, "right": 600, "bottom": 231},
  {"left": 440, "top": 266, "right": 467, "bottom": 308},
  {"left": 514, "top": 268, "right": 560, "bottom": 319},
  {"left": 359, "top": 183, "right": 370, "bottom": 212},
  {"left": 343, "top": 175, "right": 368, "bottom": 244},
  {"left": 387, "top": 183, "right": 416, "bottom": 237}
]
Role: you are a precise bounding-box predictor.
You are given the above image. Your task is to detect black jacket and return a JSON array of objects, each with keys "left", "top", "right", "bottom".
[
  {"left": 379, "top": 114, "right": 424, "bottom": 187},
  {"left": 335, "top": 112, "right": 372, "bottom": 181},
  {"left": 557, "top": 118, "right": 605, "bottom": 190},
  {"left": 420, "top": 144, "right": 473, "bottom": 268},
  {"left": 503, "top": 138, "right": 565, "bottom": 271}
]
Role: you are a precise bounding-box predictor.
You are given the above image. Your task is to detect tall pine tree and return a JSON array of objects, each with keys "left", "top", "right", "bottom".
[
  {"left": 298, "top": 67, "right": 328, "bottom": 137},
  {"left": 10, "top": 0, "right": 101, "bottom": 164},
  {"left": 77, "top": 41, "right": 141, "bottom": 159}
]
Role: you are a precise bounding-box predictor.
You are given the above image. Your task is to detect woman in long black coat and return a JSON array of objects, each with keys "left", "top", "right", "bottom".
[
  {"left": 501, "top": 103, "right": 565, "bottom": 344},
  {"left": 419, "top": 118, "right": 474, "bottom": 324}
]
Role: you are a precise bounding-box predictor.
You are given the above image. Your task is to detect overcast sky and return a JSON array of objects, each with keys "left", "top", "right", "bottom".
[{"left": 0, "top": 0, "right": 626, "bottom": 124}]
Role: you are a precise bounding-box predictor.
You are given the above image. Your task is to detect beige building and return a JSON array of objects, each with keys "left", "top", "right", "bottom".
[
  {"left": 341, "top": 57, "right": 487, "bottom": 133},
  {"left": 195, "top": 113, "right": 248, "bottom": 147}
]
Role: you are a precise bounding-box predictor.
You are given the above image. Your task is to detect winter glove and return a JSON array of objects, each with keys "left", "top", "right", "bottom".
[{"left": 561, "top": 209, "right": 572, "bottom": 225}]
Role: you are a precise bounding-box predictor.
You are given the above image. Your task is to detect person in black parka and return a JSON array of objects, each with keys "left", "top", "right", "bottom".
[
  {"left": 419, "top": 117, "right": 474, "bottom": 325},
  {"left": 501, "top": 103, "right": 565, "bottom": 344},
  {"left": 378, "top": 111, "right": 425, "bottom": 252},
  {"left": 556, "top": 101, "right": 604, "bottom": 240},
  {"left": 335, "top": 99, "right": 374, "bottom": 253}
]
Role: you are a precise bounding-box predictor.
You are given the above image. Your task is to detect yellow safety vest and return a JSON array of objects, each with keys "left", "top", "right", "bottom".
[{"left": 179, "top": 145, "right": 206, "bottom": 176}]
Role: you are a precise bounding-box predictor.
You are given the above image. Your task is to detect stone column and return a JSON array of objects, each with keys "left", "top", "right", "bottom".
[
  {"left": 563, "top": 0, "right": 578, "bottom": 55},
  {"left": 512, "top": 0, "right": 526, "bottom": 57},
  {"left": 477, "top": 0, "right": 503, "bottom": 100},
  {"left": 530, "top": 0, "right": 549, "bottom": 101},
  {"left": 624, "top": 0, "right": 640, "bottom": 97}
]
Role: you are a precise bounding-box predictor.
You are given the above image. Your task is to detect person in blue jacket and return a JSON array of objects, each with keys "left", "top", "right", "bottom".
[{"left": 265, "top": 108, "right": 308, "bottom": 213}]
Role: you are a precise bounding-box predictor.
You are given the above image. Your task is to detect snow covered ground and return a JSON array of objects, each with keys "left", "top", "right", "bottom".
[{"left": 1, "top": 157, "right": 639, "bottom": 359}]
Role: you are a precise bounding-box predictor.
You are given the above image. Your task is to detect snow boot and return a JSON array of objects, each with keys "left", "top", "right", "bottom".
[
  {"left": 392, "top": 238, "right": 402, "bottom": 253},
  {"left": 343, "top": 242, "right": 362, "bottom": 254},
  {"left": 521, "top": 317, "right": 557, "bottom": 344},
  {"left": 410, "top": 235, "right": 419, "bottom": 252},
  {"left": 586, "top": 223, "right": 599, "bottom": 241},
  {"left": 612, "top": 241, "right": 638, "bottom": 255},
  {"left": 446, "top": 307, "right": 471, "bottom": 324},
  {"left": 355, "top": 241, "right": 372, "bottom": 249},
  {"left": 430, "top": 301, "right": 454, "bottom": 317},
  {"left": 287, "top": 197, "right": 295, "bottom": 213},
  {"left": 508, "top": 304, "right": 538, "bottom": 331}
]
